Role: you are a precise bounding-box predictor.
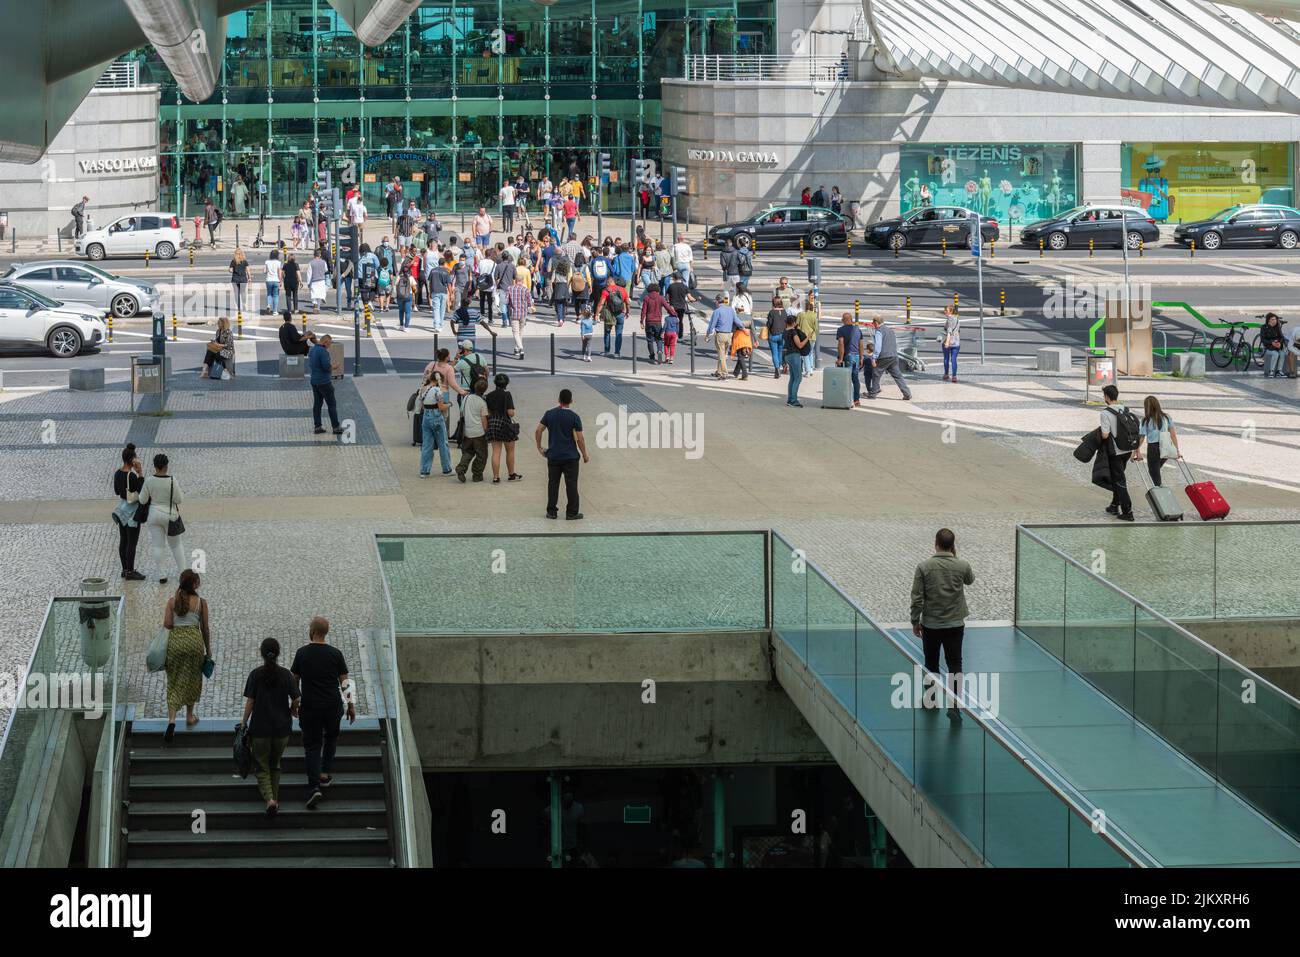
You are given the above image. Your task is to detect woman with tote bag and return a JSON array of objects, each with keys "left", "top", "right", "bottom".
[{"left": 136, "top": 453, "right": 187, "bottom": 584}]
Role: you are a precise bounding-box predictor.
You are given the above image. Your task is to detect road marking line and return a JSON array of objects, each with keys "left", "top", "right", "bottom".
[{"left": 371, "top": 324, "right": 396, "bottom": 373}]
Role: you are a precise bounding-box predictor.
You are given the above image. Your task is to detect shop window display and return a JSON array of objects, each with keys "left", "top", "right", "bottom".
[{"left": 899, "top": 143, "right": 1078, "bottom": 225}]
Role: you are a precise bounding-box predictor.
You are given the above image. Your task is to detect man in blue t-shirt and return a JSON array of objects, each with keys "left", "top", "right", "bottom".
[
  {"left": 835, "top": 312, "right": 865, "bottom": 406},
  {"left": 535, "top": 388, "right": 590, "bottom": 520},
  {"left": 308, "top": 335, "right": 342, "bottom": 434}
]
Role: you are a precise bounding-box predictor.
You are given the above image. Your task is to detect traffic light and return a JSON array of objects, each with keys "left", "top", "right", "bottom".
[
  {"left": 673, "top": 165, "right": 687, "bottom": 196},
  {"left": 632, "top": 158, "right": 647, "bottom": 183},
  {"left": 599, "top": 152, "right": 611, "bottom": 180},
  {"left": 315, "top": 170, "right": 332, "bottom": 194},
  {"left": 807, "top": 257, "right": 822, "bottom": 284},
  {"left": 338, "top": 224, "right": 359, "bottom": 265}
]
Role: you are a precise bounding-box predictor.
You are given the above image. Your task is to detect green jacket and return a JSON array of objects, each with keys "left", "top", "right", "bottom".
[
  {"left": 910, "top": 553, "right": 974, "bottom": 628},
  {"left": 796, "top": 308, "right": 818, "bottom": 340}
]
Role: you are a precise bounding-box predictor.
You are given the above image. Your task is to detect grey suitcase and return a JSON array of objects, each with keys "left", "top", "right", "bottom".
[
  {"left": 822, "top": 365, "right": 854, "bottom": 409},
  {"left": 1140, "top": 465, "right": 1183, "bottom": 521}
]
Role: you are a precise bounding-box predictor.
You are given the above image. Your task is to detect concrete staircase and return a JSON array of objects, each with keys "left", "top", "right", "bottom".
[{"left": 122, "top": 718, "right": 393, "bottom": 868}]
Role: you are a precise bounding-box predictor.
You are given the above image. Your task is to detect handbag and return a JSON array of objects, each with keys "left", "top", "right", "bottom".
[
  {"left": 145, "top": 627, "right": 169, "bottom": 672},
  {"left": 206, "top": 340, "right": 222, "bottom": 353},
  {"left": 232, "top": 723, "right": 252, "bottom": 779},
  {"left": 202, "top": 655, "right": 215, "bottom": 679},
  {"left": 1158, "top": 430, "right": 1177, "bottom": 460},
  {"left": 166, "top": 477, "right": 185, "bottom": 537}
]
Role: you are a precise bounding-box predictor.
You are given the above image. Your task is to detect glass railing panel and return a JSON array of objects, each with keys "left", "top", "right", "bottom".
[
  {"left": 984, "top": 739, "right": 1066, "bottom": 866},
  {"left": 806, "top": 566, "right": 855, "bottom": 712},
  {"left": 770, "top": 533, "right": 807, "bottom": 662},
  {"left": 915, "top": 701, "right": 985, "bottom": 860},
  {"left": 1068, "top": 812, "right": 1137, "bottom": 868},
  {"left": 855, "top": 610, "right": 915, "bottom": 778},
  {"left": 1214, "top": 524, "right": 1300, "bottom": 619},
  {"left": 1217, "top": 659, "right": 1300, "bottom": 841},
  {"left": 377, "top": 532, "right": 765, "bottom": 635},
  {"left": 1064, "top": 562, "right": 1136, "bottom": 714},
  {"left": 1134, "top": 608, "right": 1219, "bottom": 773},
  {"left": 1015, "top": 530, "right": 1066, "bottom": 660}
]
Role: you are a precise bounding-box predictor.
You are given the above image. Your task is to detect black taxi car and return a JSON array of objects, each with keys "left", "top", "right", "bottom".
[{"left": 707, "top": 205, "right": 850, "bottom": 251}]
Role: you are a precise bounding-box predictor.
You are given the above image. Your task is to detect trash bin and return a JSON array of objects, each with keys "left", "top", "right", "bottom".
[{"left": 132, "top": 356, "right": 162, "bottom": 395}]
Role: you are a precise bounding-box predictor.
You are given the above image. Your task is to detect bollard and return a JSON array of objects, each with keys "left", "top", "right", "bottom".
[
  {"left": 941, "top": 237, "right": 947, "bottom": 257},
  {"left": 235, "top": 225, "right": 240, "bottom": 248},
  {"left": 894, "top": 241, "right": 899, "bottom": 259},
  {"left": 799, "top": 238, "right": 805, "bottom": 259},
  {"left": 690, "top": 330, "right": 696, "bottom": 375},
  {"left": 854, "top": 299, "right": 861, "bottom": 322},
  {"left": 58, "top": 231, "right": 62, "bottom": 253},
  {"left": 1190, "top": 239, "right": 1196, "bottom": 258},
  {"left": 1139, "top": 237, "right": 1145, "bottom": 258},
  {"left": 189, "top": 245, "right": 195, "bottom": 267},
  {"left": 237, "top": 311, "right": 243, "bottom": 339},
  {"left": 703, "top": 236, "right": 709, "bottom": 260},
  {"left": 906, "top": 296, "right": 912, "bottom": 322},
  {"left": 365, "top": 304, "right": 373, "bottom": 338},
  {"left": 277, "top": 226, "right": 282, "bottom": 248},
  {"left": 550, "top": 332, "right": 556, "bottom": 375},
  {"left": 107, "top": 314, "right": 114, "bottom": 343},
  {"left": 990, "top": 239, "right": 995, "bottom": 259},
  {"left": 846, "top": 236, "right": 853, "bottom": 259},
  {"left": 953, "top": 292, "right": 959, "bottom": 313},
  {"left": 301, "top": 310, "right": 308, "bottom": 334},
  {"left": 1039, "top": 238, "right": 1044, "bottom": 258},
  {"left": 9, "top": 229, "right": 14, "bottom": 253},
  {"left": 751, "top": 237, "right": 758, "bottom": 260},
  {"left": 145, "top": 249, "right": 150, "bottom": 269},
  {"left": 1089, "top": 239, "right": 1095, "bottom": 258},
  {"left": 632, "top": 330, "right": 638, "bottom": 374},
  {"left": 172, "top": 312, "right": 178, "bottom": 342},
  {"left": 1000, "top": 289, "right": 1006, "bottom": 316},
  {"left": 491, "top": 331, "right": 498, "bottom": 374}
]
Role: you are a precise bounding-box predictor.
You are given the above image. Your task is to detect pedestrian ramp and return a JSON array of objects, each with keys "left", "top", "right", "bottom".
[{"left": 770, "top": 531, "right": 1300, "bottom": 867}]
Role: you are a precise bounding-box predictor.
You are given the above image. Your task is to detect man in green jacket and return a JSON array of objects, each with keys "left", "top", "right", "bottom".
[
  {"left": 796, "top": 294, "right": 820, "bottom": 377},
  {"left": 910, "top": 528, "right": 975, "bottom": 722}
]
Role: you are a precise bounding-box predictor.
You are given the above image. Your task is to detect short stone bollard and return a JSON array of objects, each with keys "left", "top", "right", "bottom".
[
  {"left": 279, "top": 354, "right": 306, "bottom": 379},
  {"left": 1036, "top": 346, "right": 1072, "bottom": 372},
  {"left": 69, "top": 368, "right": 105, "bottom": 391},
  {"left": 1173, "top": 351, "right": 1206, "bottom": 378}
]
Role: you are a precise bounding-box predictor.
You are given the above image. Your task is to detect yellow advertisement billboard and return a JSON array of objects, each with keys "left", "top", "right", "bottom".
[{"left": 1122, "top": 142, "right": 1295, "bottom": 223}]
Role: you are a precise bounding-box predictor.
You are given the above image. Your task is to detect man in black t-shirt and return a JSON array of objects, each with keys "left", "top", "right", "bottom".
[
  {"left": 665, "top": 272, "right": 697, "bottom": 337},
  {"left": 535, "top": 389, "right": 590, "bottom": 521},
  {"left": 291, "top": 616, "right": 355, "bottom": 807}
]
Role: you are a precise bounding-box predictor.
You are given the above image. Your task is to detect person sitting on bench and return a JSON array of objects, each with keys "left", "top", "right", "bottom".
[{"left": 279, "top": 308, "right": 315, "bottom": 356}]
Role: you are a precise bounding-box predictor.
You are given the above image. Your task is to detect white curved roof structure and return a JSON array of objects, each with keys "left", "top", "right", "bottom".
[{"left": 864, "top": 0, "right": 1300, "bottom": 113}]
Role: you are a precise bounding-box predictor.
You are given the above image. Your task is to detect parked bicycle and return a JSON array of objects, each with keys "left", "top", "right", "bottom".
[{"left": 1209, "top": 321, "right": 1259, "bottom": 371}]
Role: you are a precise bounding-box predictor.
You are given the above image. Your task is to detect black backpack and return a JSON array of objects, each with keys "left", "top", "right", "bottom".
[
  {"left": 475, "top": 271, "right": 494, "bottom": 293},
  {"left": 738, "top": 252, "right": 752, "bottom": 277},
  {"left": 1107, "top": 407, "right": 1142, "bottom": 453}
]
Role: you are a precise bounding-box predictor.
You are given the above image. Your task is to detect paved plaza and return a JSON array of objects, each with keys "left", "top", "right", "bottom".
[{"left": 1, "top": 351, "right": 1298, "bottom": 721}]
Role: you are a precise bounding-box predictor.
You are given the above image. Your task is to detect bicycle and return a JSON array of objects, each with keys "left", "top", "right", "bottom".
[{"left": 1208, "top": 321, "right": 1254, "bottom": 371}]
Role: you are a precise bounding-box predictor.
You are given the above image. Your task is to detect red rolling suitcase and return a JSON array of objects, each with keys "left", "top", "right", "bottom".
[{"left": 1179, "top": 459, "right": 1229, "bottom": 521}]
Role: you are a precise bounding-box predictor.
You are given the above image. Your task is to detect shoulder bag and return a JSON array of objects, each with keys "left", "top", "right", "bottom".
[
  {"left": 166, "top": 476, "right": 185, "bottom": 537},
  {"left": 133, "top": 478, "right": 151, "bottom": 524},
  {"left": 145, "top": 626, "right": 169, "bottom": 672}
]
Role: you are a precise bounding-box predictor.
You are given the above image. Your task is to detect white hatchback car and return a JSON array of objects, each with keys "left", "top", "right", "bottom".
[
  {"left": 76, "top": 213, "right": 184, "bottom": 262},
  {"left": 0, "top": 282, "right": 108, "bottom": 357}
]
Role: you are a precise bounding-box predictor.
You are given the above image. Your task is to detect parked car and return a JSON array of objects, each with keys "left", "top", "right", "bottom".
[
  {"left": 75, "top": 213, "right": 183, "bottom": 261},
  {"left": 1, "top": 261, "right": 160, "bottom": 319},
  {"left": 707, "top": 206, "right": 849, "bottom": 251},
  {"left": 0, "top": 282, "right": 107, "bottom": 357},
  {"left": 1172, "top": 204, "right": 1300, "bottom": 250},
  {"left": 865, "top": 206, "right": 1000, "bottom": 250},
  {"left": 1019, "top": 205, "right": 1159, "bottom": 251}
]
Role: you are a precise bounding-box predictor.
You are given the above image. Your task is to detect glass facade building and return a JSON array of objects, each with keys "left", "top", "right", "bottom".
[{"left": 139, "top": 0, "right": 774, "bottom": 218}]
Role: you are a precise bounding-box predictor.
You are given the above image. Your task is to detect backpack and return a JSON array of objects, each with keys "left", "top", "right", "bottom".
[
  {"left": 601, "top": 289, "right": 626, "bottom": 324},
  {"left": 569, "top": 272, "right": 588, "bottom": 294},
  {"left": 1106, "top": 407, "right": 1142, "bottom": 453},
  {"left": 738, "top": 253, "right": 752, "bottom": 277},
  {"left": 461, "top": 353, "right": 488, "bottom": 388},
  {"left": 396, "top": 274, "right": 412, "bottom": 299},
  {"left": 591, "top": 257, "right": 609, "bottom": 281},
  {"left": 378, "top": 267, "right": 391, "bottom": 287},
  {"left": 361, "top": 259, "right": 377, "bottom": 288},
  {"left": 475, "top": 271, "right": 494, "bottom": 293}
]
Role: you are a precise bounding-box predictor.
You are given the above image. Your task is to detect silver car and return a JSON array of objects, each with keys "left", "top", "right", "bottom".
[{"left": 1, "top": 261, "right": 160, "bottom": 319}]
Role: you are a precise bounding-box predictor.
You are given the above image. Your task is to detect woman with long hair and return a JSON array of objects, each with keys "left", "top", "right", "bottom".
[
  {"left": 201, "top": 316, "right": 235, "bottom": 379},
  {"left": 486, "top": 372, "right": 521, "bottom": 483},
  {"left": 282, "top": 251, "right": 301, "bottom": 314},
  {"left": 137, "top": 452, "right": 186, "bottom": 583},
  {"left": 418, "top": 367, "right": 453, "bottom": 477},
  {"left": 112, "top": 443, "right": 145, "bottom": 581},
  {"left": 161, "top": 569, "right": 210, "bottom": 742},
  {"left": 1133, "top": 395, "right": 1182, "bottom": 488},
  {"left": 229, "top": 247, "right": 248, "bottom": 314},
  {"left": 240, "top": 637, "right": 300, "bottom": 816}
]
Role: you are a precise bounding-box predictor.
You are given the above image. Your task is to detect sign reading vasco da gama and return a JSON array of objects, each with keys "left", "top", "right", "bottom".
[
  {"left": 78, "top": 156, "right": 158, "bottom": 175},
  {"left": 687, "top": 148, "right": 780, "bottom": 165}
]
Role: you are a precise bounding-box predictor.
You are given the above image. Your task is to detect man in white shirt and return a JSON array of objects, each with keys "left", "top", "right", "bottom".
[
  {"left": 499, "top": 181, "right": 516, "bottom": 234},
  {"left": 672, "top": 234, "right": 694, "bottom": 288},
  {"left": 348, "top": 195, "right": 367, "bottom": 243},
  {"left": 1099, "top": 384, "right": 1136, "bottom": 521}
]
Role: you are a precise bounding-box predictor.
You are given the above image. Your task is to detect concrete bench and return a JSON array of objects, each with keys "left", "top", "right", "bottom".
[
  {"left": 69, "top": 368, "right": 105, "bottom": 391},
  {"left": 278, "top": 354, "right": 306, "bottom": 378},
  {"left": 1036, "top": 346, "right": 1072, "bottom": 372},
  {"left": 1173, "top": 351, "right": 1206, "bottom": 378}
]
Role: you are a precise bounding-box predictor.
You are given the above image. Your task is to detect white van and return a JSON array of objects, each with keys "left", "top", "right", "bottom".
[{"left": 77, "top": 213, "right": 184, "bottom": 261}]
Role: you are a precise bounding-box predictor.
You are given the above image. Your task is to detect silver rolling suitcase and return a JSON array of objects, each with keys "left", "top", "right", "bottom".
[
  {"left": 822, "top": 365, "right": 854, "bottom": 409},
  {"left": 1139, "top": 463, "right": 1183, "bottom": 522}
]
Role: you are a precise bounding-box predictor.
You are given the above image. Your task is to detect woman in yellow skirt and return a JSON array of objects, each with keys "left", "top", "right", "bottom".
[{"left": 162, "top": 569, "right": 210, "bottom": 742}]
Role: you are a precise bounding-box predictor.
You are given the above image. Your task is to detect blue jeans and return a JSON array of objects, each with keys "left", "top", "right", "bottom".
[
  {"left": 841, "top": 357, "right": 861, "bottom": 402},
  {"left": 802, "top": 344, "right": 815, "bottom": 375},
  {"left": 554, "top": 299, "right": 568, "bottom": 325},
  {"left": 603, "top": 316, "right": 625, "bottom": 354},
  {"left": 770, "top": 337, "right": 784, "bottom": 372},
  {"left": 1265, "top": 347, "right": 1284, "bottom": 375},
  {"left": 430, "top": 292, "right": 447, "bottom": 331},
  {"left": 397, "top": 296, "right": 412, "bottom": 327},
  {"left": 566, "top": 217, "right": 576, "bottom": 239},
  {"left": 420, "top": 408, "right": 451, "bottom": 474},
  {"left": 943, "top": 344, "right": 960, "bottom": 377},
  {"left": 787, "top": 357, "right": 804, "bottom": 404},
  {"left": 499, "top": 293, "right": 509, "bottom": 327},
  {"left": 265, "top": 281, "right": 280, "bottom": 312}
]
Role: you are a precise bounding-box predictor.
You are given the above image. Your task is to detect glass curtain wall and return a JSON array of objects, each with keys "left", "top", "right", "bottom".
[{"left": 157, "top": 0, "right": 773, "bottom": 217}]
